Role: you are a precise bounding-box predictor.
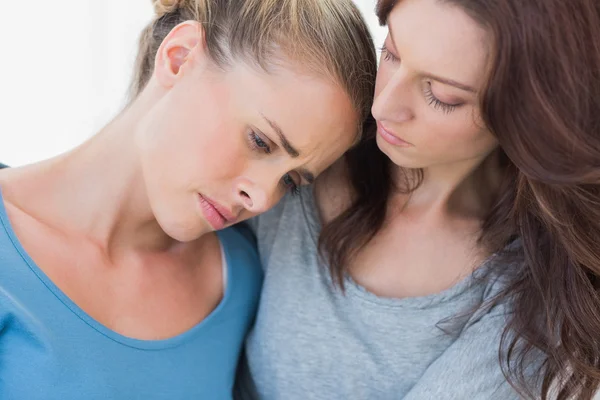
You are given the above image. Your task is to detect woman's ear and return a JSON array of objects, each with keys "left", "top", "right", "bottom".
[{"left": 153, "top": 20, "right": 207, "bottom": 89}]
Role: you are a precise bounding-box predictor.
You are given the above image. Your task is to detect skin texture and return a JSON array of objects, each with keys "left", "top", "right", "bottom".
[
  {"left": 0, "top": 21, "right": 357, "bottom": 340},
  {"left": 373, "top": 0, "right": 496, "bottom": 172},
  {"left": 140, "top": 22, "right": 358, "bottom": 243},
  {"left": 318, "top": 0, "right": 500, "bottom": 298}
]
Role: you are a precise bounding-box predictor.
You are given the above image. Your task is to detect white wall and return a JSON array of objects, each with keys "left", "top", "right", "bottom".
[
  {"left": 354, "top": 0, "right": 387, "bottom": 47},
  {"left": 0, "top": 1, "right": 385, "bottom": 167}
]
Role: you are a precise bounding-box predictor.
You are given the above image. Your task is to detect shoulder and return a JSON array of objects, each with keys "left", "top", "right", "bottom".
[
  {"left": 219, "top": 225, "right": 259, "bottom": 267},
  {"left": 218, "top": 225, "right": 263, "bottom": 299},
  {"left": 245, "top": 186, "right": 319, "bottom": 266},
  {"left": 314, "top": 158, "right": 353, "bottom": 224},
  {"left": 0, "top": 163, "right": 11, "bottom": 187},
  {"left": 480, "top": 239, "right": 525, "bottom": 303},
  {"left": 459, "top": 239, "right": 525, "bottom": 333},
  {"left": 227, "top": 223, "right": 256, "bottom": 247}
]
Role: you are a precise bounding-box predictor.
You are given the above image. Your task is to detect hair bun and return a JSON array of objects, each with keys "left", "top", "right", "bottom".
[{"left": 153, "top": 0, "right": 184, "bottom": 17}]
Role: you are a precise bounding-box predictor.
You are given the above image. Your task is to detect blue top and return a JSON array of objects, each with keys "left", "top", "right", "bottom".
[{"left": 0, "top": 188, "right": 263, "bottom": 400}]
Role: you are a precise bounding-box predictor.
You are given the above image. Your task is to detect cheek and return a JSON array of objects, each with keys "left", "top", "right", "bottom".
[
  {"left": 427, "top": 115, "right": 496, "bottom": 157},
  {"left": 374, "top": 64, "right": 394, "bottom": 98},
  {"left": 194, "top": 127, "right": 249, "bottom": 181},
  {"left": 141, "top": 115, "right": 245, "bottom": 186},
  {"left": 146, "top": 80, "right": 235, "bottom": 159}
]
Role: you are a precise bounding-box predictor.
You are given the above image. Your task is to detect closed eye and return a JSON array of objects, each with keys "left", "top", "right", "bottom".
[
  {"left": 423, "top": 83, "right": 462, "bottom": 114},
  {"left": 380, "top": 45, "right": 400, "bottom": 63}
]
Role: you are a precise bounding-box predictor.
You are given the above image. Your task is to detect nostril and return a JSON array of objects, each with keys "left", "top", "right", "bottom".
[{"left": 240, "top": 191, "right": 253, "bottom": 207}]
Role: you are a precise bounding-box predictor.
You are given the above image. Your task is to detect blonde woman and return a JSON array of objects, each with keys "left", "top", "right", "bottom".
[{"left": 0, "top": 0, "right": 377, "bottom": 398}]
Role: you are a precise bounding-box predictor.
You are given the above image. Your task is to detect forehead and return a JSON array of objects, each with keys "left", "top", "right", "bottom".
[
  {"left": 231, "top": 62, "right": 359, "bottom": 165},
  {"left": 388, "top": 0, "right": 489, "bottom": 88}
]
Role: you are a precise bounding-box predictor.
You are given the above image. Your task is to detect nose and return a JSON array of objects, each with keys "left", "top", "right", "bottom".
[
  {"left": 372, "top": 66, "right": 414, "bottom": 124},
  {"left": 235, "top": 177, "right": 280, "bottom": 215}
]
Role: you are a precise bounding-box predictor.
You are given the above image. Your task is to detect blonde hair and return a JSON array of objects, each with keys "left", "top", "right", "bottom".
[{"left": 132, "top": 0, "right": 377, "bottom": 133}]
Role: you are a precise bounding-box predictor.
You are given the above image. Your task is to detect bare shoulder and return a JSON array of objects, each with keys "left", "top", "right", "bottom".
[
  {"left": 0, "top": 165, "right": 40, "bottom": 207},
  {"left": 0, "top": 166, "right": 24, "bottom": 206},
  {"left": 0, "top": 163, "right": 12, "bottom": 187}
]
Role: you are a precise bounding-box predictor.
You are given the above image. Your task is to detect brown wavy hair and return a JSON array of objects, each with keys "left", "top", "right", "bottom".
[{"left": 319, "top": 0, "right": 600, "bottom": 399}]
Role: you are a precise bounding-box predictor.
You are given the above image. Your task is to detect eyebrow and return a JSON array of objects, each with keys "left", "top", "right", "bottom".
[
  {"left": 423, "top": 73, "right": 476, "bottom": 93},
  {"left": 261, "top": 114, "right": 315, "bottom": 184},
  {"left": 262, "top": 114, "right": 300, "bottom": 158},
  {"left": 387, "top": 24, "right": 477, "bottom": 93}
]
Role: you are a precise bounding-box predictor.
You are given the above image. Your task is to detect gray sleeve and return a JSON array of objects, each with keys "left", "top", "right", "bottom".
[{"left": 402, "top": 305, "right": 521, "bottom": 400}]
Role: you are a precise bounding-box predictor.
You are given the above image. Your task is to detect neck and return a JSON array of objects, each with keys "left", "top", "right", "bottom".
[
  {"left": 393, "top": 149, "right": 502, "bottom": 220},
  {"left": 3, "top": 94, "right": 186, "bottom": 258}
]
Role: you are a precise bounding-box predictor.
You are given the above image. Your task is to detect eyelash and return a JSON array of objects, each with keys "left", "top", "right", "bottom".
[
  {"left": 283, "top": 174, "right": 300, "bottom": 196},
  {"left": 380, "top": 45, "right": 399, "bottom": 63},
  {"left": 423, "top": 83, "right": 457, "bottom": 114},
  {"left": 248, "top": 131, "right": 300, "bottom": 196},
  {"left": 249, "top": 131, "right": 271, "bottom": 154},
  {"left": 380, "top": 46, "right": 459, "bottom": 114}
]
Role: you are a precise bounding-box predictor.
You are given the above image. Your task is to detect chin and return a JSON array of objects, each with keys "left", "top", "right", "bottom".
[
  {"left": 153, "top": 206, "right": 207, "bottom": 243},
  {"left": 376, "top": 140, "right": 420, "bottom": 169},
  {"left": 163, "top": 222, "right": 208, "bottom": 243}
]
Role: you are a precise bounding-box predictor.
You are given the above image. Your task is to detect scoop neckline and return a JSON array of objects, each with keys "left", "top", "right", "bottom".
[
  {"left": 296, "top": 184, "right": 496, "bottom": 309},
  {"left": 0, "top": 187, "right": 235, "bottom": 350}
]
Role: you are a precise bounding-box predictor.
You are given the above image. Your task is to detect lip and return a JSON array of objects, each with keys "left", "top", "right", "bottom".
[
  {"left": 377, "top": 122, "right": 413, "bottom": 147},
  {"left": 197, "top": 194, "right": 236, "bottom": 230}
]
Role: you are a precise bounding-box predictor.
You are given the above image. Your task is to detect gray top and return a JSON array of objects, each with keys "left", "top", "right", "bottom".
[{"left": 235, "top": 186, "right": 523, "bottom": 400}]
